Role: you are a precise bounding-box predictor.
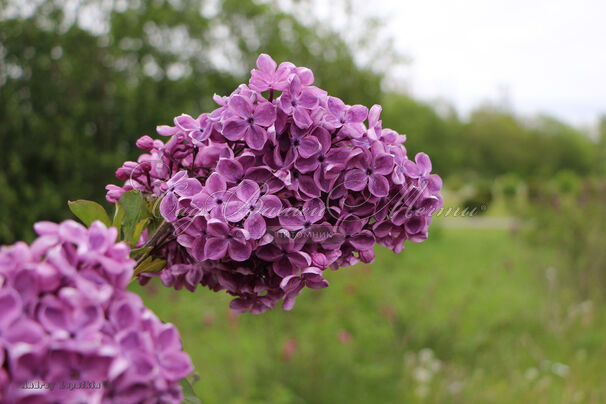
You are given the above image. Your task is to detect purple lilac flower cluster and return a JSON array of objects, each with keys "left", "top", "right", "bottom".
[
  {"left": 107, "top": 54, "right": 443, "bottom": 313},
  {"left": 0, "top": 220, "right": 192, "bottom": 403}
]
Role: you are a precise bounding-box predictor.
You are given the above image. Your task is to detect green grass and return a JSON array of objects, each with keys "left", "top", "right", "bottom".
[{"left": 130, "top": 228, "right": 606, "bottom": 403}]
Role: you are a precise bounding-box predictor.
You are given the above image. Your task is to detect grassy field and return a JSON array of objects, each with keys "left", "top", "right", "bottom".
[{"left": 131, "top": 226, "right": 606, "bottom": 404}]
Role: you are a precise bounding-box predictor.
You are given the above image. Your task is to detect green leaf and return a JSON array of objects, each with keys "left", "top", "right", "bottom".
[
  {"left": 127, "top": 217, "right": 149, "bottom": 246},
  {"left": 133, "top": 256, "right": 166, "bottom": 276},
  {"left": 179, "top": 374, "right": 202, "bottom": 404},
  {"left": 68, "top": 200, "right": 111, "bottom": 227},
  {"left": 113, "top": 203, "right": 125, "bottom": 234},
  {"left": 145, "top": 197, "right": 164, "bottom": 235},
  {"left": 129, "top": 246, "right": 152, "bottom": 259},
  {"left": 119, "top": 190, "right": 148, "bottom": 246},
  {"left": 146, "top": 196, "right": 163, "bottom": 221}
]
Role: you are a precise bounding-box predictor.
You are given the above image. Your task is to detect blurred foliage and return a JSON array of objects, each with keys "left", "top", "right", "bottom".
[
  {"left": 460, "top": 180, "right": 492, "bottom": 216},
  {"left": 2, "top": 2, "right": 606, "bottom": 402},
  {"left": 527, "top": 177, "right": 606, "bottom": 299},
  {"left": 497, "top": 173, "right": 523, "bottom": 199},
  {"left": 0, "top": 0, "right": 382, "bottom": 243},
  {"left": 0, "top": 0, "right": 602, "bottom": 244},
  {"left": 134, "top": 228, "right": 606, "bottom": 403},
  {"left": 381, "top": 96, "right": 597, "bottom": 181},
  {"left": 381, "top": 93, "right": 463, "bottom": 176},
  {"left": 598, "top": 116, "right": 606, "bottom": 175}
]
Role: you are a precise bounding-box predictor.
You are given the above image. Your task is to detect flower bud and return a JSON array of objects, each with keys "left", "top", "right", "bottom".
[
  {"left": 311, "top": 252, "right": 328, "bottom": 268},
  {"left": 115, "top": 161, "right": 138, "bottom": 180},
  {"left": 359, "top": 249, "right": 375, "bottom": 263},
  {"left": 105, "top": 184, "right": 127, "bottom": 203},
  {"left": 136, "top": 135, "right": 155, "bottom": 151}
]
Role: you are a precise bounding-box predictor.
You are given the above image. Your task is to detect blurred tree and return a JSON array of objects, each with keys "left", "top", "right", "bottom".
[
  {"left": 528, "top": 177, "right": 606, "bottom": 298},
  {"left": 463, "top": 107, "right": 536, "bottom": 178},
  {"left": 0, "top": 0, "right": 384, "bottom": 243},
  {"left": 598, "top": 116, "right": 606, "bottom": 175},
  {"left": 0, "top": 0, "right": 600, "bottom": 243},
  {"left": 461, "top": 107, "right": 595, "bottom": 179},
  {"left": 528, "top": 115, "right": 595, "bottom": 176},
  {"left": 380, "top": 92, "right": 462, "bottom": 177}
]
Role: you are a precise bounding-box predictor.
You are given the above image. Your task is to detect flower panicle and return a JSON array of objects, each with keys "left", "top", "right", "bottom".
[
  {"left": 107, "top": 53, "right": 443, "bottom": 313},
  {"left": 0, "top": 220, "right": 193, "bottom": 403}
]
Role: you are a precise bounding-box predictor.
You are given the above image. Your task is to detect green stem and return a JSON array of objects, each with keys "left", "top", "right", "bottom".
[{"left": 133, "top": 220, "right": 173, "bottom": 269}]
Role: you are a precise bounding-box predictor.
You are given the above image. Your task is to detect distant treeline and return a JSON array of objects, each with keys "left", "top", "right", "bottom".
[
  {"left": 1, "top": 0, "right": 604, "bottom": 243},
  {"left": 381, "top": 93, "right": 603, "bottom": 180}
]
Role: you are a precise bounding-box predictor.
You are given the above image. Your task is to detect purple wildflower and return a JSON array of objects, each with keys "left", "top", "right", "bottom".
[
  {"left": 278, "top": 198, "right": 325, "bottom": 232},
  {"left": 190, "top": 172, "right": 231, "bottom": 219}
]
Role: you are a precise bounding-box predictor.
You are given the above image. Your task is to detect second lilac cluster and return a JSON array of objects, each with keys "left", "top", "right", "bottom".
[
  {"left": 0, "top": 220, "right": 192, "bottom": 403},
  {"left": 107, "top": 54, "right": 443, "bottom": 313}
]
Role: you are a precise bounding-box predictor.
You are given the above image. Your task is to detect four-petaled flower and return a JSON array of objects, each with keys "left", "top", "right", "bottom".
[
  {"left": 279, "top": 198, "right": 325, "bottom": 232},
  {"left": 277, "top": 125, "right": 322, "bottom": 162},
  {"left": 278, "top": 74, "right": 319, "bottom": 129},
  {"left": 160, "top": 170, "right": 203, "bottom": 222},
  {"left": 256, "top": 230, "right": 311, "bottom": 277},
  {"left": 344, "top": 146, "right": 394, "bottom": 197},
  {"left": 223, "top": 179, "right": 282, "bottom": 239},
  {"left": 249, "top": 53, "right": 295, "bottom": 92},
  {"left": 402, "top": 152, "right": 443, "bottom": 194},
  {"left": 325, "top": 96, "right": 368, "bottom": 139},
  {"left": 295, "top": 126, "right": 352, "bottom": 191},
  {"left": 324, "top": 214, "right": 376, "bottom": 251},
  {"left": 174, "top": 113, "right": 209, "bottom": 144},
  {"left": 190, "top": 173, "right": 232, "bottom": 219},
  {"left": 223, "top": 95, "right": 276, "bottom": 150},
  {"left": 204, "top": 219, "right": 251, "bottom": 262}
]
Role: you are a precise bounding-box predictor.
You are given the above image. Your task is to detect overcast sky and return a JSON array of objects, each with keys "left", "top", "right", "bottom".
[
  {"left": 36, "top": 0, "right": 606, "bottom": 128},
  {"left": 377, "top": 0, "right": 606, "bottom": 127}
]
